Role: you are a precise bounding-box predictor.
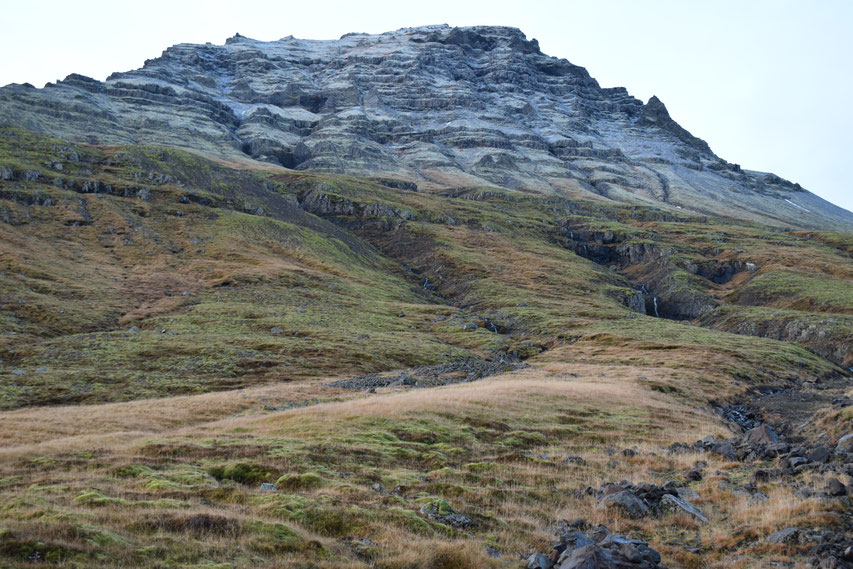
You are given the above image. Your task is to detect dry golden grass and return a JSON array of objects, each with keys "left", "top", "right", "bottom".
[
  {"left": 0, "top": 380, "right": 360, "bottom": 453},
  {"left": 0, "top": 361, "right": 843, "bottom": 568}
]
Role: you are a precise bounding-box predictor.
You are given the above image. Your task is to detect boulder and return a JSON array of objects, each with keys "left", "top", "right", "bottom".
[
  {"left": 752, "top": 469, "right": 771, "bottom": 482},
  {"left": 807, "top": 446, "right": 831, "bottom": 463},
  {"left": 527, "top": 553, "right": 553, "bottom": 569},
  {"left": 836, "top": 433, "right": 853, "bottom": 453},
  {"left": 557, "top": 539, "right": 662, "bottom": 569},
  {"left": 766, "top": 527, "right": 801, "bottom": 544},
  {"left": 711, "top": 441, "right": 738, "bottom": 460},
  {"left": 554, "top": 531, "right": 594, "bottom": 562},
  {"left": 788, "top": 456, "right": 808, "bottom": 468},
  {"left": 764, "top": 442, "right": 790, "bottom": 457},
  {"left": 659, "top": 493, "right": 709, "bottom": 524},
  {"left": 684, "top": 467, "right": 702, "bottom": 482},
  {"left": 742, "top": 424, "right": 779, "bottom": 446},
  {"left": 598, "top": 490, "right": 650, "bottom": 519},
  {"left": 826, "top": 478, "right": 847, "bottom": 497},
  {"left": 419, "top": 499, "right": 471, "bottom": 528}
]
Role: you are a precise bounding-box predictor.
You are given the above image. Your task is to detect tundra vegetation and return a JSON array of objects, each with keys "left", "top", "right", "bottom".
[{"left": 0, "top": 127, "right": 851, "bottom": 568}]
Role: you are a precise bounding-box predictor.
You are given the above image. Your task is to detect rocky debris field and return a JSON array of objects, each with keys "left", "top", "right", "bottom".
[
  {"left": 520, "top": 369, "right": 853, "bottom": 569},
  {"left": 327, "top": 354, "right": 526, "bottom": 391}
]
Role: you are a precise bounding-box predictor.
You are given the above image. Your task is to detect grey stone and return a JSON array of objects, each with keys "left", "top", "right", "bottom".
[
  {"left": 765, "top": 442, "right": 790, "bottom": 457},
  {"left": 684, "top": 467, "right": 702, "bottom": 482},
  {"left": 270, "top": 327, "right": 284, "bottom": 335},
  {"left": 826, "top": 478, "right": 847, "bottom": 496},
  {"left": 659, "top": 493, "right": 709, "bottom": 524},
  {"left": 747, "top": 492, "right": 769, "bottom": 505},
  {"left": 258, "top": 482, "right": 276, "bottom": 491},
  {"left": 555, "top": 531, "right": 595, "bottom": 562},
  {"left": 837, "top": 433, "right": 853, "bottom": 453},
  {"left": 807, "top": 446, "right": 831, "bottom": 463},
  {"left": 598, "top": 490, "right": 650, "bottom": 519},
  {"left": 742, "top": 424, "right": 779, "bottom": 446},
  {"left": 711, "top": 441, "right": 737, "bottom": 460},
  {"left": 419, "top": 500, "right": 471, "bottom": 528},
  {"left": 766, "top": 527, "right": 801, "bottom": 544},
  {"left": 10, "top": 369, "right": 26, "bottom": 376},
  {"left": 675, "top": 487, "right": 700, "bottom": 501},
  {"left": 526, "top": 553, "right": 553, "bottom": 569},
  {"left": 558, "top": 540, "right": 661, "bottom": 569}
]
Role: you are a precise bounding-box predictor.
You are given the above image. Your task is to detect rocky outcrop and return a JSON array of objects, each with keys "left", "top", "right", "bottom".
[
  {"left": 698, "top": 307, "right": 853, "bottom": 368},
  {"left": 527, "top": 524, "right": 664, "bottom": 569},
  {"left": 2, "top": 25, "right": 851, "bottom": 231},
  {"left": 554, "top": 222, "right": 718, "bottom": 320}
]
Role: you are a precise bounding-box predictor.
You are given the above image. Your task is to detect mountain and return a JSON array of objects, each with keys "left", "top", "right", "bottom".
[
  {"left": 2, "top": 25, "right": 852, "bottom": 230},
  {"left": 1, "top": 25, "right": 852, "bottom": 569}
]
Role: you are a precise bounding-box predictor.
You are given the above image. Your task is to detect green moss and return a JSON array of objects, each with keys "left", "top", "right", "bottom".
[
  {"left": 245, "top": 520, "right": 303, "bottom": 553},
  {"left": 465, "top": 462, "right": 498, "bottom": 473},
  {"left": 500, "top": 430, "right": 548, "bottom": 448},
  {"left": 73, "top": 491, "right": 128, "bottom": 507},
  {"left": 207, "top": 463, "right": 276, "bottom": 485},
  {"left": 275, "top": 472, "right": 327, "bottom": 491},
  {"left": 75, "top": 524, "right": 130, "bottom": 547}
]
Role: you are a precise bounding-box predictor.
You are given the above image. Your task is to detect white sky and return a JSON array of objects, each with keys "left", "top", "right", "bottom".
[{"left": 2, "top": 0, "right": 851, "bottom": 212}]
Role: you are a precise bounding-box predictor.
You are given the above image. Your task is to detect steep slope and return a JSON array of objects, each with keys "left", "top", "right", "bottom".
[
  {"left": 1, "top": 126, "right": 850, "bottom": 409},
  {"left": 1, "top": 25, "right": 851, "bottom": 230}
]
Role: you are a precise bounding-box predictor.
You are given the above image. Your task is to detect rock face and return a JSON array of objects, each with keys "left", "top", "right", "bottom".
[{"left": 1, "top": 25, "right": 851, "bottom": 230}]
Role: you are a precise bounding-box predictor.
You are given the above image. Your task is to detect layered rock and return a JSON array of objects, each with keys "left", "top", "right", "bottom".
[{"left": 1, "top": 25, "right": 852, "bottom": 230}]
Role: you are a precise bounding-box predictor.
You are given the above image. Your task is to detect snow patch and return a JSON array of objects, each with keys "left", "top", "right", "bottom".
[{"left": 784, "top": 199, "right": 811, "bottom": 213}]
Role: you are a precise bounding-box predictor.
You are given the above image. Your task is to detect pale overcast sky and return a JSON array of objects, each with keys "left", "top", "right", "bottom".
[{"left": 1, "top": 0, "right": 851, "bottom": 212}]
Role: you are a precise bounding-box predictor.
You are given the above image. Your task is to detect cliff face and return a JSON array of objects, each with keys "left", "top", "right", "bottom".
[{"left": 1, "top": 25, "right": 851, "bottom": 230}]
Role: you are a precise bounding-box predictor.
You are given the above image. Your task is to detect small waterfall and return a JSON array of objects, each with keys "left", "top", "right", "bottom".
[{"left": 653, "top": 297, "right": 660, "bottom": 318}]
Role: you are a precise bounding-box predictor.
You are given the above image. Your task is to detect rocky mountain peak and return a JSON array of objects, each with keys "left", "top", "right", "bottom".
[
  {"left": 642, "top": 95, "right": 713, "bottom": 155},
  {"left": 1, "top": 25, "right": 851, "bottom": 229}
]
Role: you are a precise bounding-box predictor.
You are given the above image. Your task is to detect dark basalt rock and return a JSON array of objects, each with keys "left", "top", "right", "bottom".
[{"left": 532, "top": 524, "right": 665, "bottom": 569}]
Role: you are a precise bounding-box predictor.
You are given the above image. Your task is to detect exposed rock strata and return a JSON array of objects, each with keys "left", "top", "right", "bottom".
[{"left": 1, "top": 25, "right": 852, "bottom": 230}]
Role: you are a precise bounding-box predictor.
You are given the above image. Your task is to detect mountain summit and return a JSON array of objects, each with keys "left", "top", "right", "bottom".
[{"left": 1, "top": 25, "right": 851, "bottom": 229}]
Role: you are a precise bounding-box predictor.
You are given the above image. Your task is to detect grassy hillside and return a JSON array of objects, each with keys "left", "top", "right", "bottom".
[{"left": 0, "top": 127, "right": 851, "bottom": 568}]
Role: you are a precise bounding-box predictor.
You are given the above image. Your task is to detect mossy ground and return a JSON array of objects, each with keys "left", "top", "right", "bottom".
[{"left": 0, "top": 127, "right": 851, "bottom": 567}]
